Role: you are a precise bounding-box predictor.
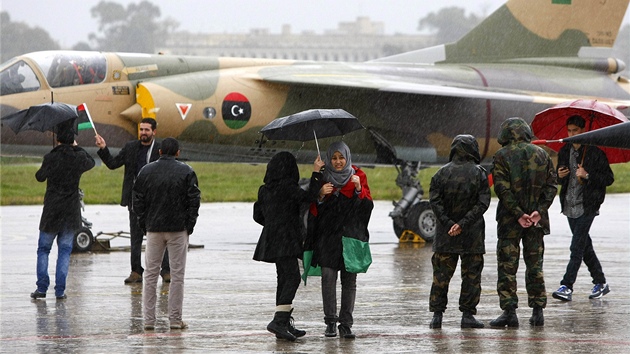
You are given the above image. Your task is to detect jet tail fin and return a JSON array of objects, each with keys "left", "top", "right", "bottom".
[{"left": 376, "top": 0, "right": 629, "bottom": 64}]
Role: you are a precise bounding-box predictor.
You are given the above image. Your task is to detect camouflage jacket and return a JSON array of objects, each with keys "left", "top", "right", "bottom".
[
  {"left": 493, "top": 118, "right": 557, "bottom": 237},
  {"left": 429, "top": 135, "right": 490, "bottom": 254}
]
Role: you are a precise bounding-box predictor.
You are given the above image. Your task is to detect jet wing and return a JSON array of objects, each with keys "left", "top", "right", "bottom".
[{"left": 255, "top": 63, "right": 629, "bottom": 107}]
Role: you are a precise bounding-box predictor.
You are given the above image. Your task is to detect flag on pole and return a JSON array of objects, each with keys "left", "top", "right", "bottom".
[{"left": 77, "top": 103, "right": 97, "bottom": 134}]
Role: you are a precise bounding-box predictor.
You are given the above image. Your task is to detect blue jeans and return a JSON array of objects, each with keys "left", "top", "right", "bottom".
[
  {"left": 560, "top": 213, "right": 606, "bottom": 289},
  {"left": 36, "top": 228, "right": 74, "bottom": 297}
]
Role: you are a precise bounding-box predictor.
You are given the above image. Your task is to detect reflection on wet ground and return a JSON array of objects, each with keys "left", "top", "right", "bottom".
[{"left": 1, "top": 197, "right": 629, "bottom": 352}]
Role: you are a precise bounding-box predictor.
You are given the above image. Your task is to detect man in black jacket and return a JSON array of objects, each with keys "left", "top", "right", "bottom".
[
  {"left": 95, "top": 118, "right": 170, "bottom": 284},
  {"left": 31, "top": 127, "right": 95, "bottom": 300},
  {"left": 132, "top": 138, "right": 201, "bottom": 330},
  {"left": 552, "top": 115, "right": 614, "bottom": 302}
]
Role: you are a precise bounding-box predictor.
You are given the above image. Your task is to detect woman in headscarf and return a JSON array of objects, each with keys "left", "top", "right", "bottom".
[
  {"left": 307, "top": 141, "right": 373, "bottom": 338},
  {"left": 253, "top": 151, "right": 324, "bottom": 341}
]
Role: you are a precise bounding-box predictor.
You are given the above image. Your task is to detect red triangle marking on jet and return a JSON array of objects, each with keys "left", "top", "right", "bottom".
[{"left": 176, "top": 103, "right": 192, "bottom": 120}]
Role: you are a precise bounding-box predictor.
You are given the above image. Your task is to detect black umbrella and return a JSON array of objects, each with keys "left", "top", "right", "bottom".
[
  {"left": 1, "top": 102, "right": 79, "bottom": 134},
  {"left": 535, "top": 122, "right": 630, "bottom": 152},
  {"left": 260, "top": 109, "right": 364, "bottom": 155}
]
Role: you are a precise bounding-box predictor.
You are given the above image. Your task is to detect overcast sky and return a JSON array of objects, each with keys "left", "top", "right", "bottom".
[
  {"left": 2, "top": 0, "right": 505, "bottom": 48},
  {"left": 2, "top": 1, "right": 629, "bottom": 49}
]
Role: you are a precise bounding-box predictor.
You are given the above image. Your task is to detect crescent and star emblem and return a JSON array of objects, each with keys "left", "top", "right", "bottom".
[{"left": 231, "top": 105, "right": 244, "bottom": 117}]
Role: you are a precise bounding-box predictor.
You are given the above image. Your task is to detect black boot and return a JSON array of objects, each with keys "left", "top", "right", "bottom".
[
  {"left": 429, "top": 312, "right": 443, "bottom": 329},
  {"left": 276, "top": 309, "right": 306, "bottom": 338},
  {"left": 489, "top": 307, "right": 519, "bottom": 328},
  {"left": 529, "top": 307, "right": 544, "bottom": 327},
  {"left": 461, "top": 311, "right": 484, "bottom": 328},
  {"left": 267, "top": 312, "right": 296, "bottom": 341},
  {"left": 325, "top": 322, "right": 337, "bottom": 337},
  {"left": 338, "top": 324, "right": 356, "bottom": 339}
]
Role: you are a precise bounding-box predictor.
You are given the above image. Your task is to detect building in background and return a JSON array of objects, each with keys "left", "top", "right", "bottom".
[{"left": 158, "top": 17, "right": 434, "bottom": 61}]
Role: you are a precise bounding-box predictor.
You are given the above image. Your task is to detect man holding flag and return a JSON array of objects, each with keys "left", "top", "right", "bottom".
[{"left": 95, "top": 117, "right": 170, "bottom": 284}]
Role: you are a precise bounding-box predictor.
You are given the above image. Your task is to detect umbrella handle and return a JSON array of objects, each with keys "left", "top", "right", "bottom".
[{"left": 313, "top": 129, "right": 320, "bottom": 156}]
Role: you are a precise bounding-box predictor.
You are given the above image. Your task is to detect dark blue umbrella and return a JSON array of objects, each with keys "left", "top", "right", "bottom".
[
  {"left": 533, "top": 122, "right": 630, "bottom": 163},
  {"left": 1, "top": 102, "right": 79, "bottom": 134},
  {"left": 560, "top": 122, "right": 630, "bottom": 150},
  {"left": 260, "top": 109, "right": 364, "bottom": 155}
]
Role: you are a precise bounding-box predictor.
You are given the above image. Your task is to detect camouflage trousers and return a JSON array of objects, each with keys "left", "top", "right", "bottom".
[
  {"left": 496, "top": 228, "right": 547, "bottom": 310},
  {"left": 429, "top": 252, "right": 484, "bottom": 314}
]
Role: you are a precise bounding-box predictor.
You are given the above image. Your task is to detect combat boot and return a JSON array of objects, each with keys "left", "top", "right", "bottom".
[
  {"left": 276, "top": 308, "right": 306, "bottom": 339},
  {"left": 529, "top": 307, "right": 544, "bottom": 326},
  {"left": 461, "top": 311, "right": 484, "bottom": 328},
  {"left": 267, "top": 312, "right": 296, "bottom": 341},
  {"left": 489, "top": 307, "right": 519, "bottom": 328},
  {"left": 429, "top": 312, "right": 443, "bottom": 329}
]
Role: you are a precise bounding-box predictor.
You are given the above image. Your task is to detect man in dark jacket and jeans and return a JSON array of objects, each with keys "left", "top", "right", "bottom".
[
  {"left": 133, "top": 138, "right": 200, "bottom": 330},
  {"left": 552, "top": 115, "right": 614, "bottom": 302},
  {"left": 428, "top": 135, "right": 490, "bottom": 329},
  {"left": 31, "top": 127, "right": 95, "bottom": 300},
  {"left": 95, "top": 117, "right": 170, "bottom": 284}
]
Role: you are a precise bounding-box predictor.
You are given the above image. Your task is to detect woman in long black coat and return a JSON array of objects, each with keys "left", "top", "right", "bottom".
[
  {"left": 253, "top": 151, "right": 324, "bottom": 341},
  {"left": 307, "top": 141, "right": 373, "bottom": 339}
]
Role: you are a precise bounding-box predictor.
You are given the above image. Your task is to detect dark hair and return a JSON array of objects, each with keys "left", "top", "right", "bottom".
[
  {"left": 141, "top": 117, "right": 157, "bottom": 130},
  {"left": 161, "top": 137, "right": 179, "bottom": 156},
  {"left": 56, "top": 128, "right": 75, "bottom": 144},
  {"left": 566, "top": 115, "right": 586, "bottom": 128}
]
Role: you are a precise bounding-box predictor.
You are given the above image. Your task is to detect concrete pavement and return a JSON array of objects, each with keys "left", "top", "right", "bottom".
[{"left": 1, "top": 196, "right": 629, "bottom": 353}]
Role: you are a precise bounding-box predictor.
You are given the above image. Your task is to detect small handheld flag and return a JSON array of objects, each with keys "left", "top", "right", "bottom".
[{"left": 77, "top": 103, "right": 97, "bottom": 134}]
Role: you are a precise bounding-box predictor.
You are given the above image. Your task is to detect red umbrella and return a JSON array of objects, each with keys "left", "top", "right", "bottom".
[{"left": 531, "top": 99, "right": 630, "bottom": 164}]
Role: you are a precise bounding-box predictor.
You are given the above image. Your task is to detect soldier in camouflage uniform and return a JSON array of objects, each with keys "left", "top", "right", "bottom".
[
  {"left": 490, "top": 117, "right": 557, "bottom": 328},
  {"left": 428, "top": 135, "right": 491, "bottom": 329}
]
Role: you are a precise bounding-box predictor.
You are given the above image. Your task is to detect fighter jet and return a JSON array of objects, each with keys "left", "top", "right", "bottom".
[{"left": 2, "top": 0, "right": 629, "bottom": 240}]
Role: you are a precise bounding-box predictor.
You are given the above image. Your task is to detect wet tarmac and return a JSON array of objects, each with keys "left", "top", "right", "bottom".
[{"left": 1, "top": 196, "right": 629, "bottom": 353}]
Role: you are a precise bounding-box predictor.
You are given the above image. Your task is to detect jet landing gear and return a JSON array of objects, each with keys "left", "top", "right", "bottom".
[
  {"left": 72, "top": 189, "right": 95, "bottom": 253},
  {"left": 367, "top": 128, "right": 436, "bottom": 242},
  {"left": 389, "top": 161, "right": 436, "bottom": 242}
]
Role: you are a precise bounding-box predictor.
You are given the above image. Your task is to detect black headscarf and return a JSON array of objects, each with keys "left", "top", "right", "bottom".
[{"left": 263, "top": 151, "right": 299, "bottom": 185}]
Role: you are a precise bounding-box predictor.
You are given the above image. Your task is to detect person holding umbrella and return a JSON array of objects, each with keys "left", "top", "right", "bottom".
[
  {"left": 30, "top": 124, "right": 95, "bottom": 300},
  {"left": 552, "top": 115, "right": 614, "bottom": 301},
  {"left": 253, "top": 151, "right": 325, "bottom": 341},
  {"left": 306, "top": 141, "right": 373, "bottom": 338}
]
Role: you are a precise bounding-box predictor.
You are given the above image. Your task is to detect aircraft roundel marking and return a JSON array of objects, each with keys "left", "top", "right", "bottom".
[
  {"left": 176, "top": 103, "right": 192, "bottom": 120},
  {"left": 222, "top": 92, "right": 251, "bottom": 129}
]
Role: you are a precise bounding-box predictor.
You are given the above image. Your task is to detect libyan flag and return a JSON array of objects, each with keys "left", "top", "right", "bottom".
[{"left": 76, "top": 103, "right": 96, "bottom": 132}]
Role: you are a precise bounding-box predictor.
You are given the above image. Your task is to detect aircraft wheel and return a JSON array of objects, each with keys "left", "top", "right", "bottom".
[
  {"left": 73, "top": 227, "right": 94, "bottom": 253},
  {"left": 404, "top": 201, "right": 436, "bottom": 242},
  {"left": 392, "top": 218, "right": 405, "bottom": 238}
]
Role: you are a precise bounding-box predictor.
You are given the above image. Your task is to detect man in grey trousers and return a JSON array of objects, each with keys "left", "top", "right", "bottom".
[{"left": 132, "top": 137, "right": 201, "bottom": 330}]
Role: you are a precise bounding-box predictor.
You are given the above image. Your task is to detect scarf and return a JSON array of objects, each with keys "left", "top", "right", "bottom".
[{"left": 323, "top": 141, "right": 354, "bottom": 188}]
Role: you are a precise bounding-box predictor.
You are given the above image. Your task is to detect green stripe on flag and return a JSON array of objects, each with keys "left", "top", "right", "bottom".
[
  {"left": 552, "top": 0, "right": 571, "bottom": 4},
  {"left": 78, "top": 122, "right": 93, "bottom": 130}
]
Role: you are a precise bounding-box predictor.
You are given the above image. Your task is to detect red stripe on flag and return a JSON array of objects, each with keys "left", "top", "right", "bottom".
[{"left": 224, "top": 92, "right": 248, "bottom": 102}]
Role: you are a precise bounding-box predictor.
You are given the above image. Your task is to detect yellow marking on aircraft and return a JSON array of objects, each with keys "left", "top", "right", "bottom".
[{"left": 136, "top": 85, "right": 157, "bottom": 119}]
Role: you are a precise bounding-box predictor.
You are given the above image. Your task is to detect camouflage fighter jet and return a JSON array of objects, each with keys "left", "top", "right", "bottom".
[{"left": 1, "top": 0, "right": 629, "bottom": 240}]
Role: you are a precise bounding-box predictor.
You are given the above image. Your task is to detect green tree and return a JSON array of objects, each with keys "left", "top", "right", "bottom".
[
  {"left": 0, "top": 12, "right": 60, "bottom": 63},
  {"left": 89, "top": 1, "right": 178, "bottom": 53},
  {"left": 418, "top": 7, "right": 481, "bottom": 44}
]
